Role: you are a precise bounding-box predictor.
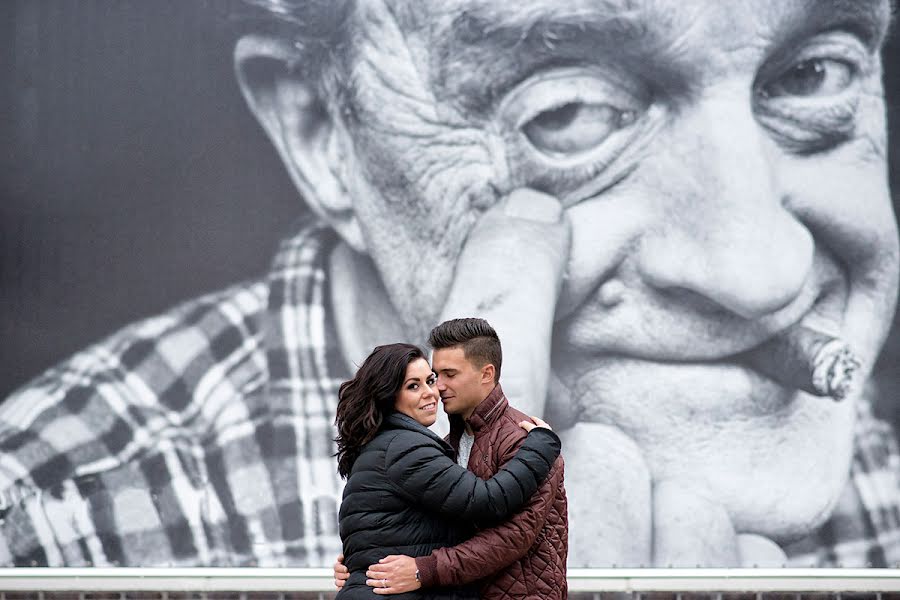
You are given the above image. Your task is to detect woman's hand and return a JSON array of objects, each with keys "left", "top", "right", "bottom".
[
  {"left": 333, "top": 553, "right": 349, "bottom": 589},
  {"left": 519, "top": 415, "right": 552, "bottom": 432}
]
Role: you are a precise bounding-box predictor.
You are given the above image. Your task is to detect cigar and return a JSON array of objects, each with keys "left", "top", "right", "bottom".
[{"left": 740, "top": 325, "right": 861, "bottom": 401}]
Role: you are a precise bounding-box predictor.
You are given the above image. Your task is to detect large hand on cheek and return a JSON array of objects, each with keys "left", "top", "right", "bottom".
[
  {"left": 438, "top": 189, "right": 789, "bottom": 568},
  {"left": 438, "top": 192, "right": 649, "bottom": 567},
  {"left": 437, "top": 188, "right": 570, "bottom": 417}
]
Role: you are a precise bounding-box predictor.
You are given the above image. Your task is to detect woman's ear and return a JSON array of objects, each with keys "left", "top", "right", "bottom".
[{"left": 234, "top": 34, "right": 366, "bottom": 252}]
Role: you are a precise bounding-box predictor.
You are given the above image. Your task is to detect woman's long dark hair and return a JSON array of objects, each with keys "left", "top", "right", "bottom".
[{"left": 335, "top": 343, "right": 426, "bottom": 478}]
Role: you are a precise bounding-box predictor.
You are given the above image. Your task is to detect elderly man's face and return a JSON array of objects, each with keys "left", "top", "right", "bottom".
[{"left": 327, "top": 0, "right": 898, "bottom": 540}]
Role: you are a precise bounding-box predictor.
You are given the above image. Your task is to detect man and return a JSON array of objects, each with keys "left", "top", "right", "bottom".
[
  {"left": 1, "top": 0, "right": 898, "bottom": 567},
  {"left": 337, "top": 318, "right": 567, "bottom": 598}
]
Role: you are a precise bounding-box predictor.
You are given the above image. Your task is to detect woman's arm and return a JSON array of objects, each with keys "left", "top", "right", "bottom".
[{"left": 383, "top": 427, "right": 560, "bottom": 525}]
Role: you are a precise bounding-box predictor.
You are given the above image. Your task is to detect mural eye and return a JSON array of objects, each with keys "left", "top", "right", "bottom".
[
  {"left": 762, "top": 58, "right": 854, "bottom": 98},
  {"left": 522, "top": 102, "right": 636, "bottom": 156},
  {"left": 499, "top": 67, "right": 650, "bottom": 167}
]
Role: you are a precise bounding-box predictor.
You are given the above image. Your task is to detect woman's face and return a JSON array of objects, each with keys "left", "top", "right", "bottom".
[{"left": 394, "top": 357, "right": 440, "bottom": 426}]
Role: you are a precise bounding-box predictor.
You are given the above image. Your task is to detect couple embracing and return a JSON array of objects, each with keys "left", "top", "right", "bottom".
[{"left": 333, "top": 318, "right": 568, "bottom": 599}]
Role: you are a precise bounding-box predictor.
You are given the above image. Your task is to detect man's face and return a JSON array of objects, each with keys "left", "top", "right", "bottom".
[
  {"left": 331, "top": 0, "right": 898, "bottom": 539},
  {"left": 432, "top": 346, "right": 490, "bottom": 419}
]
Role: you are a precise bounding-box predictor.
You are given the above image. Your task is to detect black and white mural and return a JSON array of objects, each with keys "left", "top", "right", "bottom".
[{"left": 1, "top": 0, "right": 899, "bottom": 569}]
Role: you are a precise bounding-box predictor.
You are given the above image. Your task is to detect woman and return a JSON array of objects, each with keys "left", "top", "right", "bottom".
[{"left": 335, "top": 343, "right": 560, "bottom": 599}]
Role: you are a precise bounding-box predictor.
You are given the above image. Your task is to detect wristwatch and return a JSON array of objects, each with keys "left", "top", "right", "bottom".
[{"left": 415, "top": 569, "right": 420, "bottom": 582}]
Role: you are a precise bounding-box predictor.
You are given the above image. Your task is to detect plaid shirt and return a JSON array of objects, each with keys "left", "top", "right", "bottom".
[
  {"left": 0, "top": 223, "right": 349, "bottom": 567},
  {"left": 0, "top": 223, "right": 898, "bottom": 567}
]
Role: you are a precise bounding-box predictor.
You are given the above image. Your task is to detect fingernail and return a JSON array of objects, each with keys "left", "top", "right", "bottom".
[{"left": 503, "top": 188, "right": 563, "bottom": 223}]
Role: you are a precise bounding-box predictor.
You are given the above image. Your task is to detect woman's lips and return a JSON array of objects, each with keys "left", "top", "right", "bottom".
[{"left": 419, "top": 402, "right": 437, "bottom": 412}]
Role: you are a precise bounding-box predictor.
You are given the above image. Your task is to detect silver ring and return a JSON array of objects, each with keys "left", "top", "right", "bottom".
[{"left": 382, "top": 578, "right": 387, "bottom": 588}]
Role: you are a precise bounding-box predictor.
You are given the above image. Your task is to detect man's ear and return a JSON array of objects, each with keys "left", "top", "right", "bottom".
[
  {"left": 481, "top": 363, "right": 496, "bottom": 386},
  {"left": 234, "top": 34, "right": 366, "bottom": 252}
]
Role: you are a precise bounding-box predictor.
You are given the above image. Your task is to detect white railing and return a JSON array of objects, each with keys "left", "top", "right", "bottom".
[{"left": 0, "top": 568, "right": 898, "bottom": 593}]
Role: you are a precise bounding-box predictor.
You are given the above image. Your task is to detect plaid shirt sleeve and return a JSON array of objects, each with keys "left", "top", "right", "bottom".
[
  {"left": 0, "top": 224, "right": 348, "bottom": 568},
  {"left": 0, "top": 281, "right": 276, "bottom": 566}
]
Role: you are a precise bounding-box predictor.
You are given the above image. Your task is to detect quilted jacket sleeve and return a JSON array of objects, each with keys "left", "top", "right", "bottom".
[
  {"left": 414, "top": 428, "right": 565, "bottom": 587},
  {"left": 384, "top": 428, "right": 560, "bottom": 526}
]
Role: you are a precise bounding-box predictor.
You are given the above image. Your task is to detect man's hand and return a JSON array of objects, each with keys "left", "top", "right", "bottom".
[
  {"left": 562, "top": 422, "right": 652, "bottom": 566},
  {"left": 366, "top": 554, "right": 421, "bottom": 594},
  {"left": 438, "top": 188, "right": 571, "bottom": 417},
  {"left": 653, "top": 481, "right": 787, "bottom": 567},
  {"left": 333, "top": 553, "right": 349, "bottom": 590},
  {"left": 562, "top": 423, "right": 788, "bottom": 567}
]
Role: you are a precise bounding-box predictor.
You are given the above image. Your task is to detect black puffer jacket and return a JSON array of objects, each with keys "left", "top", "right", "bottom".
[{"left": 337, "top": 412, "right": 561, "bottom": 600}]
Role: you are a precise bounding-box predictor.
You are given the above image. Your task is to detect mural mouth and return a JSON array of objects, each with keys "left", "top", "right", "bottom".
[{"left": 555, "top": 316, "right": 856, "bottom": 425}]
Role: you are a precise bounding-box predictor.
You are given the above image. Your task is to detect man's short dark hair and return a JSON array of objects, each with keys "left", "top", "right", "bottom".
[{"left": 429, "top": 318, "right": 502, "bottom": 383}]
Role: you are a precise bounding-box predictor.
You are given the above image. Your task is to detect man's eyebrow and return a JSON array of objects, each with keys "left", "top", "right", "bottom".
[
  {"left": 435, "top": 1, "right": 652, "bottom": 59},
  {"left": 431, "top": 2, "right": 671, "bottom": 112},
  {"left": 794, "top": 0, "right": 894, "bottom": 50}
]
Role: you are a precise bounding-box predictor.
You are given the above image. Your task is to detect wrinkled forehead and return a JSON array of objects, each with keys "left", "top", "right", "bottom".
[{"left": 371, "top": 0, "right": 892, "bottom": 60}]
